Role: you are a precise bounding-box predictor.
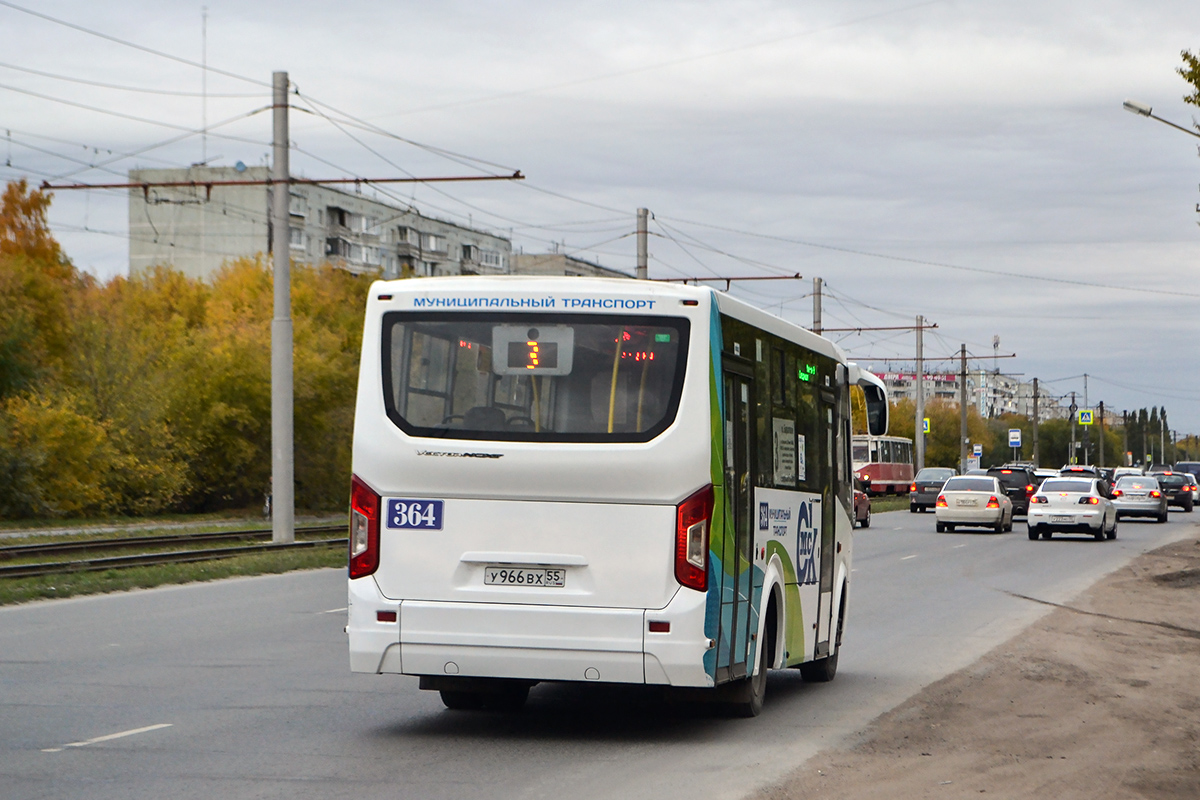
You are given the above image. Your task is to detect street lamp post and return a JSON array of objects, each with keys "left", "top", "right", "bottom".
[{"left": 1123, "top": 100, "right": 1200, "bottom": 139}]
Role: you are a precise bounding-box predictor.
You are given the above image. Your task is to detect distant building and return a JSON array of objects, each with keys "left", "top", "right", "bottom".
[
  {"left": 127, "top": 166, "right": 511, "bottom": 280},
  {"left": 509, "top": 252, "right": 631, "bottom": 279},
  {"left": 876, "top": 370, "right": 1064, "bottom": 422}
]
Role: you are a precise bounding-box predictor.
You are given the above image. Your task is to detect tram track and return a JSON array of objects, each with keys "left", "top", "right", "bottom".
[{"left": 0, "top": 525, "right": 348, "bottom": 578}]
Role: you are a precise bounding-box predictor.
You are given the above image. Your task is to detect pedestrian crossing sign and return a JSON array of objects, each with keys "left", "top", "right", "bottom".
[
  {"left": 923, "top": 418, "right": 930, "bottom": 433},
  {"left": 1078, "top": 409, "right": 1093, "bottom": 425}
]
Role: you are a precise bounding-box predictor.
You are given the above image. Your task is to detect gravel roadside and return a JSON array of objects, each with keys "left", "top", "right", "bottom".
[{"left": 755, "top": 529, "right": 1200, "bottom": 799}]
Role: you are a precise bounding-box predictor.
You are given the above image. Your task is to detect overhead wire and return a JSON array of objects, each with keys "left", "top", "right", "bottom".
[
  {"left": 0, "top": 0, "right": 270, "bottom": 87},
  {"left": 657, "top": 215, "right": 1200, "bottom": 300},
  {"left": 360, "top": 0, "right": 942, "bottom": 119},
  {"left": 0, "top": 61, "right": 266, "bottom": 97}
]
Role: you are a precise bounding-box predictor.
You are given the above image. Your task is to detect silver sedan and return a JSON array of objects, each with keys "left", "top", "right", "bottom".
[{"left": 1111, "top": 476, "right": 1167, "bottom": 523}]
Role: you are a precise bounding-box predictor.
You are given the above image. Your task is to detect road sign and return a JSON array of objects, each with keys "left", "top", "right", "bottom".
[
  {"left": 972, "top": 443, "right": 983, "bottom": 457},
  {"left": 1078, "top": 409, "right": 1093, "bottom": 425},
  {"left": 1008, "top": 428, "right": 1022, "bottom": 447},
  {"left": 923, "top": 417, "right": 930, "bottom": 434},
  {"left": 967, "top": 456, "right": 981, "bottom": 471}
]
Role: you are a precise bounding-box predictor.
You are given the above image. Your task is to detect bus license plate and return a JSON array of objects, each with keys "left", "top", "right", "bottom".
[
  {"left": 1051, "top": 515, "right": 1072, "bottom": 524},
  {"left": 485, "top": 567, "right": 565, "bottom": 588}
]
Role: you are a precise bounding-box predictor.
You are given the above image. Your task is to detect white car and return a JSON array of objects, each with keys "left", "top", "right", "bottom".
[
  {"left": 1027, "top": 477, "right": 1117, "bottom": 541},
  {"left": 935, "top": 475, "right": 1014, "bottom": 533},
  {"left": 1112, "top": 467, "right": 1144, "bottom": 480}
]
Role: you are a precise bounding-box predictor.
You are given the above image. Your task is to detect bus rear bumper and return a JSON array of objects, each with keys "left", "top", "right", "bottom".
[{"left": 348, "top": 576, "right": 712, "bottom": 687}]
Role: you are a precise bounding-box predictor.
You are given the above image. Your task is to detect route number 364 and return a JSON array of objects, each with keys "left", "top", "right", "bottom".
[{"left": 386, "top": 499, "right": 444, "bottom": 530}]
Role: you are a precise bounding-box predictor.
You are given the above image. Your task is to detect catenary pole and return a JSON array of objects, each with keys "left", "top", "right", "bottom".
[
  {"left": 1069, "top": 392, "right": 1078, "bottom": 465},
  {"left": 1032, "top": 378, "right": 1040, "bottom": 466},
  {"left": 1098, "top": 400, "right": 1105, "bottom": 468},
  {"left": 271, "top": 71, "right": 294, "bottom": 544},
  {"left": 636, "top": 208, "right": 648, "bottom": 280},
  {"left": 915, "top": 315, "right": 925, "bottom": 471},
  {"left": 812, "top": 278, "right": 822, "bottom": 335},
  {"left": 959, "top": 344, "right": 968, "bottom": 473}
]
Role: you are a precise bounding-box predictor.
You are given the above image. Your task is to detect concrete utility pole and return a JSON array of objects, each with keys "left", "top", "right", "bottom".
[
  {"left": 1069, "top": 392, "right": 1078, "bottom": 466},
  {"left": 271, "top": 71, "right": 294, "bottom": 545},
  {"left": 1032, "top": 378, "right": 1040, "bottom": 466},
  {"left": 1122, "top": 409, "right": 1128, "bottom": 466},
  {"left": 1082, "top": 374, "right": 1090, "bottom": 465},
  {"left": 959, "top": 344, "right": 968, "bottom": 473},
  {"left": 636, "top": 208, "right": 648, "bottom": 280},
  {"left": 1098, "top": 401, "right": 1105, "bottom": 468},
  {"left": 812, "top": 278, "right": 823, "bottom": 335},
  {"left": 915, "top": 315, "right": 925, "bottom": 472}
]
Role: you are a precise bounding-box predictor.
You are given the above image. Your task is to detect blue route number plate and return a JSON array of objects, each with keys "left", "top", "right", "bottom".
[{"left": 386, "top": 499, "right": 444, "bottom": 530}]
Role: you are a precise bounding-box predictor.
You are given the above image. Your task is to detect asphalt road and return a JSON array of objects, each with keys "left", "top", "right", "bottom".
[{"left": 2, "top": 508, "right": 1195, "bottom": 800}]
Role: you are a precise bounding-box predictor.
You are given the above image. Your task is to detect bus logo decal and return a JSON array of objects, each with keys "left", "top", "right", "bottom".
[
  {"left": 386, "top": 499, "right": 444, "bottom": 530},
  {"left": 759, "top": 502, "right": 769, "bottom": 530}
]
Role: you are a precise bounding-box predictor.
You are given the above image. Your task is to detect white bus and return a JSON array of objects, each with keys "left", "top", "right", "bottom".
[{"left": 347, "top": 276, "right": 889, "bottom": 716}]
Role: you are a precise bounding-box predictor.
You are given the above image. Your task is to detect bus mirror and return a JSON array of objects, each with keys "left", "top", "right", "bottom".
[
  {"left": 849, "top": 363, "right": 889, "bottom": 436},
  {"left": 862, "top": 383, "right": 888, "bottom": 437}
]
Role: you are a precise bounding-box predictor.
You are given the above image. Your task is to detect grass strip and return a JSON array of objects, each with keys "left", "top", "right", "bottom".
[
  {"left": 870, "top": 495, "right": 910, "bottom": 513},
  {"left": 0, "top": 545, "right": 346, "bottom": 606}
]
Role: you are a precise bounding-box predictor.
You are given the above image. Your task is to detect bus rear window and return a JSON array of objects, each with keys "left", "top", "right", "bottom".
[{"left": 381, "top": 312, "right": 690, "bottom": 442}]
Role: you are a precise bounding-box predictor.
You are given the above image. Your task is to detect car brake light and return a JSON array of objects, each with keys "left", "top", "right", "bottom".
[
  {"left": 936, "top": 494, "right": 947, "bottom": 507},
  {"left": 1111, "top": 489, "right": 1123, "bottom": 498},
  {"left": 1031, "top": 495, "right": 1048, "bottom": 504},
  {"left": 349, "top": 474, "right": 381, "bottom": 579},
  {"left": 1150, "top": 490, "right": 1161, "bottom": 498},
  {"left": 910, "top": 483, "right": 917, "bottom": 493},
  {"left": 986, "top": 495, "right": 1000, "bottom": 509},
  {"left": 1025, "top": 484, "right": 1035, "bottom": 496},
  {"left": 1078, "top": 496, "right": 1100, "bottom": 505},
  {"left": 675, "top": 485, "right": 713, "bottom": 592}
]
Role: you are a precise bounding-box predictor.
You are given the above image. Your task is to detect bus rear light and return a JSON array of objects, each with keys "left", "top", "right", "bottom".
[
  {"left": 986, "top": 496, "right": 1000, "bottom": 509},
  {"left": 675, "top": 485, "right": 713, "bottom": 592},
  {"left": 936, "top": 495, "right": 947, "bottom": 507},
  {"left": 376, "top": 610, "right": 397, "bottom": 622},
  {"left": 349, "top": 474, "right": 381, "bottom": 579},
  {"left": 648, "top": 620, "right": 670, "bottom": 633}
]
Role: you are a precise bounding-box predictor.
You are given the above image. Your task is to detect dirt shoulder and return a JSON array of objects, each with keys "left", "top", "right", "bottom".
[{"left": 755, "top": 532, "right": 1200, "bottom": 800}]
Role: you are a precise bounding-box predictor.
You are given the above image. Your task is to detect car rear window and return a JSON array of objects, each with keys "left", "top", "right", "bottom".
[
  {"left": 988, "top": 469, "right": 1030, "bottom": 489},
  {"left": 1116, "top": 478, "right": 1157, "bottom": 490},
  {"left": 1154, "top": 474, "right": 1187, "bottom": 489},
  {"left": 1040, "top": 479, "right": 1093, "bottom": 493},
  {"left": 916, "top": 468, "right": 955, "bottom": 481},
  {"left": 942, "top": 477, "right": 995, "bottom": 492}
]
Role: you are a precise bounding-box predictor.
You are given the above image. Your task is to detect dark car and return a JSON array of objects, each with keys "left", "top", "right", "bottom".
[
  {"left": 1174, "top": 461, "right": 1200, "bottom": 482},
  {"left": 853, "top": 486, "right": 871, "bottom": 528},
  {"left": 909, "top": 467, "right": 957, "bottom": 513},
  {"left": 987, "top": 466, "right": 1037, "bottom": 516},
  {"left": 1148, "top": 471, "right": 1195, "bottom": 512}
]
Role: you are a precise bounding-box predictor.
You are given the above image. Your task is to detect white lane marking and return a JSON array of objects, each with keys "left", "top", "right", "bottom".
[
  {"left": 900, "top": 554, "right": 918, "bottom": 561},
  {"left": 953, "top": 544, "right": 968, "bottom": 549},
  {"left": 323, "top": 607, "right": 348, "bottom": 614},
  {"left": 42, "top": 723, "right": 172, "bottom": 753}
]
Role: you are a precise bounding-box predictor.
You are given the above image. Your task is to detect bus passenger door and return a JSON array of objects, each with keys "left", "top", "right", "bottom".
[
  {"left": 717, "top": 363, "right": 755, "bottom": 683},
  {"left": 815, "top": 392, "right": 839, "bottom": 658}
]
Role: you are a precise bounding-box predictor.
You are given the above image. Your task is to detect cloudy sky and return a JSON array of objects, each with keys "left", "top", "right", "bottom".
[{"left": 3, "top": 0, "right": 1198, "bottom": 434}]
